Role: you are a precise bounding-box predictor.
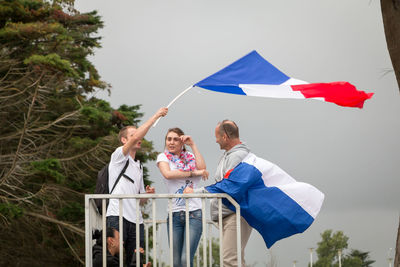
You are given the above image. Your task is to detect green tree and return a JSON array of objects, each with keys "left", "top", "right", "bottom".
[
  {"left": 314, "top": 230, "right": 349, "bottom": 267},
  {"left": 0, "top": 0, "right": 157, "bottom": 265},
  {"left": 312, "top": 230, "right": 375, "bottom": 267}
]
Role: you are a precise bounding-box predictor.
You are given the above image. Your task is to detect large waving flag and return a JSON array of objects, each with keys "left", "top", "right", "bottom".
[
  {"left": 205, "top": 153, "right": 324, "bottom": 248},
  {"left": 195, "top": 50, "right": 373, "bottom": 108}
]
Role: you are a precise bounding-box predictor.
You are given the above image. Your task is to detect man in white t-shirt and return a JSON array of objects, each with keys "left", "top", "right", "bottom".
[{"left": 106, "top": 107, "right": 168, "bottom": 267}]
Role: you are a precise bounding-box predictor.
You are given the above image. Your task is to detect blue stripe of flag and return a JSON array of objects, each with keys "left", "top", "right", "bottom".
[
  {"left": 206, "top": 162, "right": 314, "bottom": 248},
  {"left": 194, "top": 51, "right": 290, "bottom": 95}
]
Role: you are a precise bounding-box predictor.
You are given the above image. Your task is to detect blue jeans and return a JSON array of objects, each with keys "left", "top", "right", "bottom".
[
  {"left": 107, "top": 216, "right": 144, "bottom": 267},
  {"left": 167, "top": 209, "right": 203, "bottom": 267}
]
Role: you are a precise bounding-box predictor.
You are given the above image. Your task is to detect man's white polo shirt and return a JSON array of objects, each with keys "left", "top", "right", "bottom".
[{"left": 106, "top": 146, "right": 145, "bottom": 224}]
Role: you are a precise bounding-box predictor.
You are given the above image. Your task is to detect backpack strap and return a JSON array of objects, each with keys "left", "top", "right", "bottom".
[
  {"left": 109, "top": 160, "right": 130, "bottom": 194},
  {"left": 138, "top": 160, "right": 143, "bottom": 173},
  {"left": 121, "top": 159, "right": 143, "bottom": 184}
]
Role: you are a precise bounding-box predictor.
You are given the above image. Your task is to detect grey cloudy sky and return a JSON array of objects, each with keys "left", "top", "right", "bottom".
[{"left": 76, "top": 0, "right": 400, "bottom": 266}]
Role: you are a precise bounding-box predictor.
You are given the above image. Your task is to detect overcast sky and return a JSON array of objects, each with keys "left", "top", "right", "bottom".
[{"left": 76, "top": 0, "right": 400, "bottom": 266}]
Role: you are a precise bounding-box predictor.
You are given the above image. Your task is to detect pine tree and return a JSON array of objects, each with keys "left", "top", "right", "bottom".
[{"left": 0, "top": 0, "right": 157, "bottom": 265}]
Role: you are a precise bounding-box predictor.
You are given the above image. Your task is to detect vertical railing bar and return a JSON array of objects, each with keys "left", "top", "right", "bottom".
[
  {"left": 236, "top": 207, "right": 241, "bottom": 267},
  {"left": 218, "top": 198, "right": 223, "bottom": 267},
  {"left": 102, "top": 199, "right": 106, "bottom": 267},
  {"left": 169, "top": 198, "right": 173, "bottom": 267},
  {"left": 208, "top": 223, "right": 212, "bottom": 267},
  {"left": 202, "top": 198, "right": 207, "bottom": 267},
  {"left": 185, "top": 199, "right": 190, "bottom": 267},
  {"left": 85, "top": 196, "right": 91, "bottom": 267},
  {"left": 196, "top": 237, "right": 200, "bottom": 267},
  {"left": 152, "top": 199, "right": 157, "bottom": 267},
  {"left": 119, "top": 199, "right": 123, "bottom": 267},
  {"left": 136, "top": 198, "right": 140, "bottom": 266},
  {"left": 145, "top": 224, "right": 149, "bottom": 264},
  {"left": 158, "top": 226, "right": 161, "bottom": 267}
]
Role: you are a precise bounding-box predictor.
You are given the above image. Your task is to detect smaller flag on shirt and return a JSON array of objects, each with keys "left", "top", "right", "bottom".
[
  {"left": 205, "top": 153, "right": 324, "bottom": 248},
  {"left": 194, "top": 51, "right": 373, "bottom": 108}
]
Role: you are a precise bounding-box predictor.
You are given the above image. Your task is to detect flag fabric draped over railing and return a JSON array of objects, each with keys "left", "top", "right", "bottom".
[
  {"left": 194, "top": 50, "right": 373, "bottom": 108},
  {"left": 205, "top": 153, "right": 325, "bottom": 248}
]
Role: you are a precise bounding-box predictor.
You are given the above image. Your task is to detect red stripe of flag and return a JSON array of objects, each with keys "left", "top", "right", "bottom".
[{"left": 291, "top": 82, "right": 374, "bottom": 108}]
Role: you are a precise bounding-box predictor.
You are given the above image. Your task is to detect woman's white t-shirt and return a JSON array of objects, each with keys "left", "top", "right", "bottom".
[{"left": 156, "top": 152, "right": 202, "bottom": 212}]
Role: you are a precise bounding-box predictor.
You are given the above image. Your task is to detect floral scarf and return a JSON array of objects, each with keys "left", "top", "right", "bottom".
[{"left": 164, "top": 150, "right": 196, "bottom": 171}]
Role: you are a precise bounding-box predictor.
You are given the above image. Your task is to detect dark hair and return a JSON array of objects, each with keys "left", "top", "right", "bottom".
[
  {"left": 165, "top": 127, "right": 186, "bottom": 152},
  {"left": 218, "top": 120, "right": 239, "bottom": 139},
  {"left": 93, "top": 228, "right": 117, "bottom": 246},
  {"left": 118, "top": 126, "right": 136, "bottom": 144}
]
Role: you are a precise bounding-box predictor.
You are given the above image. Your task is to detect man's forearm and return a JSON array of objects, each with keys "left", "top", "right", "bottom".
[
  {"left": 123, "top": 108, "right": 167, "bottom": 155},
  {"left": 133, "top": 113, "right": 160, "bottom": 141}
]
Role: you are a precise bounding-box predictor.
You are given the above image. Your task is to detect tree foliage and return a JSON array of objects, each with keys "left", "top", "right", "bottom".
[
  {"left": 314, "top": 229, "right": 348, "bottom": 266},
  {"left": 312, "top": 230, "right": 374, "bottom": 267},
  {"left": 0, "top": 0, "right": 157, "bottom": 265},
  {"left": 347, "top": 249, "right": 375, "bottom": 267}
]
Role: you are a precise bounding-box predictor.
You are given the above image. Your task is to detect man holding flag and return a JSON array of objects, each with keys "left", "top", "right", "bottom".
[
  {"left": 185, "top": 120, "right": 253, "bottom": 267},
  {"left": 184, "top": 119, "right": 325, "bottom": 265}
]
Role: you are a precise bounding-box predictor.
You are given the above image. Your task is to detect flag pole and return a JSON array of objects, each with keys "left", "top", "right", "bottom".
[{"left": 152, "top": 85, "right": 193, "bottom": 127}]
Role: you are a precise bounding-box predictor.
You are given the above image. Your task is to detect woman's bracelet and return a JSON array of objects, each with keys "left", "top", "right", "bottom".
[{"left": 189, "top": 171, "right": 192, "bottom": 177}]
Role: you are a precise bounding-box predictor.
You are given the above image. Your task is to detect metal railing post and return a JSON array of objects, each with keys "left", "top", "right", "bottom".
[
  {"left": 168, "top": 199, "right": 173, "bottom": 267},
  {"left": 236, "top": 206, "right": 241, "bottom": 267},
  {"left": 185, "top": 199, "right": 190, "bottom": 267},
  {"left": 218, "top": 199, "right": 223, "bottom": 267},
  {"left": 85, "top": 195, "right": 91, "bottom": 267},
  {"left": 119, "top": 199, "right": 123, "bottom": 267},
  {"left": 145, "top": 224, "right": 149, "bottom": 264},
  {"left": 136, "top": 199, "right": 140, "bottom": 266},
  {"left": 202, "top": 198, "right": 207, "bottom": 267},
  {"left": 208, "top": 223, "right": 212, "bottom": 267},
  {"left": 102, "top": 199, "right": 106, "bottom": 267},
  {"left": 152, "top": 199, "right": 157, "bottom": 267},
  {"left": 196, "top": 240, "right": 200, "bottom": 267}
]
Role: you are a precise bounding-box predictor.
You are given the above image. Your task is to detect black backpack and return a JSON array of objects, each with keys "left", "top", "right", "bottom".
[{"left": 94, "top": 160, "right": 130, "bottom": 214}]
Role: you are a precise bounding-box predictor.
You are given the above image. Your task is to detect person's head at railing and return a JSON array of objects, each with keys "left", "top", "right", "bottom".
[
  {"left": 164, "top": 127, "right": 186, "bottom": 154},
  {"left": 215, "top": 120, "right": 241, "bottom": 151},
  {"left": 93, "top": 227, "right": 120, "bottom": 256}
]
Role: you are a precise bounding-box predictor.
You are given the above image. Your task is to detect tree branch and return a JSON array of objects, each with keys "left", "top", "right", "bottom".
[{"left": 25, "top": 211, "right": 84, "bottom": 236}]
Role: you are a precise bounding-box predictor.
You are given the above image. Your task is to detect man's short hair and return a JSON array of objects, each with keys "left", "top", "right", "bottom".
[
  {"left": 218, "top": 120, "right": 239, "bottom": 139},
  {"left": 118, "top": 126, "right": 136, "bottom": 144}
]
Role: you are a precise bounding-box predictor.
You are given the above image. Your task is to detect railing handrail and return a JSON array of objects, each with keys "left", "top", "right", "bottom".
[
  {"left": 85, "top": 193, "right": 239, "bottom": 201},
  {"left": 85, "top": 193, "right": 242, "bottom": 267}
]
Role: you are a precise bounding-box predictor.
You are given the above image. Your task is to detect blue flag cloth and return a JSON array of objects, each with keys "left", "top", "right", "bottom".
[{"left": 206, "top": 153, "right": 324, "bottom": 248}]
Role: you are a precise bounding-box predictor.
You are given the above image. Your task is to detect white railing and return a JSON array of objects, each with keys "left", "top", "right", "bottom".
[{"left": 85, "top": 193, "right": 242, "bottom": 267}]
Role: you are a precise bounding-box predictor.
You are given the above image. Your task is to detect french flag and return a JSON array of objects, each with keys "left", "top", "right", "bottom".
[
  {"left": 194, "top": 51, "right": 373, "bottom": 108},
  {"left": 205, "top": 153, "right": 324, "bottom": 248}
]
